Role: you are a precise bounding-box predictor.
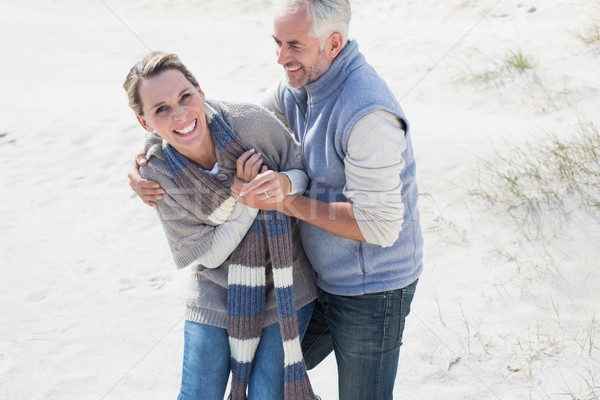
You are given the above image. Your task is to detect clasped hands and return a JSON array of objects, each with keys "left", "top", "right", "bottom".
[{"left": 230, "top": 149, "right": 291, "bottom": 211}]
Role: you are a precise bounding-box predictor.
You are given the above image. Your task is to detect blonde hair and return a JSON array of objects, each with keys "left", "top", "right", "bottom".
[{"left": 123, "top": 51, "right": 200, "bottom": 115}]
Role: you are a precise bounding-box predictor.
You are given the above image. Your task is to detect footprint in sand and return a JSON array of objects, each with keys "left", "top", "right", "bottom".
[
  {"left": 147, "top": 274, "right": 169, "bottom": 290},
  {"left": 118, "top": 278, "right": 135, "bottom": 292},
  {"left": 119, "top": 275, "right": 169, "bottom": 293},
  {"left": 25, "top": 289, "right": 49, "bottom": 303},
  {"left": 0, "top": 132, "right": 15, "bottom": 145}
]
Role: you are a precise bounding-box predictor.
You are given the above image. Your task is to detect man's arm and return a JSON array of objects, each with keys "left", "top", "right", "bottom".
[
  {"left": 234, "top": 185, "right": 364, "bottom": 241},
  {"left": 128, "top": 146, "right": 306, "bottom": 206},
  {"left": 238, "top": 110, "right": 406, "bottom": 245},
  {"left": 252, "top": 80, "right": 365, "bottom": 240},
  {"left": 283, "top": 195, "right": 365, "bottom": 241},
  {"left": 128, "top": 148, "right": 265, "bottom": 207},
  {"left": 342, "top": 110, "right": 407, "bottom": 247}
]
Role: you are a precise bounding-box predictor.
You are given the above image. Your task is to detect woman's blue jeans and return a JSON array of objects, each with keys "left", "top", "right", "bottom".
[
  {"left": 177, "top": 302, "right": 314, "bottom": 400},
  {"left": 301, "top": 280, "right": 418, "bottom": 400}
]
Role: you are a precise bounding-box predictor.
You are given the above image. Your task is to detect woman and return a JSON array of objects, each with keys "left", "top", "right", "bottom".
[{"left": 123, "top": 51, "right": 318, "bottom": 400}]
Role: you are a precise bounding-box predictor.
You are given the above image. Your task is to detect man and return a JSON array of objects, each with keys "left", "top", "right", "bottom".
[{"left": 129, "top": 1, "right": 423, "bottom": 398}]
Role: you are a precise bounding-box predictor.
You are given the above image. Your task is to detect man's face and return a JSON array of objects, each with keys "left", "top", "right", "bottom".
[{"left": 272, "top": 7, "right": 333, "bottom": 88}]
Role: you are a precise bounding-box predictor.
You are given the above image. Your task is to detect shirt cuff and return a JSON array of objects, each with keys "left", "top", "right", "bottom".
[{"left": 281, "top": 169, "right": 309, "bottom": 196}]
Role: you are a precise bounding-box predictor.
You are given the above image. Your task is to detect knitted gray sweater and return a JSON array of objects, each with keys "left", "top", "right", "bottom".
[{"left": 140, "top": 100, "right": 317, "bottom": 328}]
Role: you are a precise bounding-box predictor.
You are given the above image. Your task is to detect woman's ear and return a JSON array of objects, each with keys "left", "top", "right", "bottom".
[
  {"left": 196, "top": 86, "right": 206, "bottom": 102},
  {"left": 137, "top": 115, "right": 153, "bottom": 132}
]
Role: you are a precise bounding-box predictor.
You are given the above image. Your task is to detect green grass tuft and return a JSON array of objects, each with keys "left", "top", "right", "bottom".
[{"left": 503, "top": 50, "right": 536, "bottom": 73}]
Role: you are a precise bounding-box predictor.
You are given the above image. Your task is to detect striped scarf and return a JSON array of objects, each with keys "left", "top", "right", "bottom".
[{"left": 163, "top": 103, "right": 316, "bottom": 400}]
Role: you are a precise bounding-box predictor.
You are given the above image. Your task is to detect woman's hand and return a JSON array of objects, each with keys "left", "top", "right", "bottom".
[
  {"left": 232, "top": 149, "right": 267, "bottom": 199},
  {"left": 236, "top": 149, "right": 265, "bottom": 182}
]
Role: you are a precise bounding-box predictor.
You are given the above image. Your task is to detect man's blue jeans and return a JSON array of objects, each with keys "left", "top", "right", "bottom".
[
  {"left": 301, "top": 280, "right": 418, "bottom": 400},
  {"left": 177, "top": 302, "right": 314, "bottom": 400}
]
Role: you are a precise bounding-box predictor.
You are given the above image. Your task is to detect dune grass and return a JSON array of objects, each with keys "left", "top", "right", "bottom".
[
  {"left": 503, "top": 50, "right": 536, "bottom": 73},
  {"left": 470, "top": 121, "right": 600, "bottom": 398},
  {"left": 458, "top": 48, "right": 538, "bottom": 87},
  {"left": 470, "top": 120, "right": 600, "bottom": 240},
  {"left": 579, "top": 22, "right": 600, "bottom": 46}
]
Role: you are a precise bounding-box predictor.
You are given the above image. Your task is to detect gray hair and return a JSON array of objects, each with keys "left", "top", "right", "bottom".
[{"left": 274, "top": 0, "right": 351, "bottom": 49}]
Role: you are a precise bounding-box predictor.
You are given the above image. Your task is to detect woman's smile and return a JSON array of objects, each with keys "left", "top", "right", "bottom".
[{"left": 174, "top": 119, "right": 197, "bottom": 136}]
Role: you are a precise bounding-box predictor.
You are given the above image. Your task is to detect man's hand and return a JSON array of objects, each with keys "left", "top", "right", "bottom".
[
  {"left": 235, "top": 169, "right": 292, "bottom": 211},
  {"left": 128, "top": 152, "right": 164, "bottom": 208}
]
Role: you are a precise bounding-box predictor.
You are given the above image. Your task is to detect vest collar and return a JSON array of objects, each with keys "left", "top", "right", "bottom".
[{"left": 289, "top": 39, "right": 365, "bottom": 104}]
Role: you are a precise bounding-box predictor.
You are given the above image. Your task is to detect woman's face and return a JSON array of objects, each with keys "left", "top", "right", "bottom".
[{"left": 136, "top": 69, "right": 210, "bottom": 160}]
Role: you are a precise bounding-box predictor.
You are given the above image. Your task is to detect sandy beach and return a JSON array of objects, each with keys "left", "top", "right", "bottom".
[{"left": 1, "top": 0, "right": 600, "bottom": 398}]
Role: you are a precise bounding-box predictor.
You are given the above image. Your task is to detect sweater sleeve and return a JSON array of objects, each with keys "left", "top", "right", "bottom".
[
  {"left": 343, "top": 110, "right": 407, "bottom": 247},
  {"left": 141, "top": 159, "right": 258, "bottom": 270},
  {"left": 255, "top": 82, "right": 307, "bottom": 194},
  {"left": 281, "top": 169, "right": 308, "bottom": 195},
  {"left": 263, "top": 116, "right": 306, "bottom": 185},
  {"left": 231, "top": 102, "right": 307, "bottom": 194},
  {"left": 188, "top": 202, "right": 258, "bottom": 269}
]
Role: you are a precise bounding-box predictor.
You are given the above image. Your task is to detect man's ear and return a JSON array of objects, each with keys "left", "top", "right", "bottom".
[
  {"left": 327, "top": 32, "right": 344, "bottom": 59},
  {"left": 137, "top": 115, "right": 153, "bottom": 132}
]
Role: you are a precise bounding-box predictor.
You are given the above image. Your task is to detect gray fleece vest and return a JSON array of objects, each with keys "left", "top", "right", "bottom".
[{"left": 279, "top": 40, "right": 423, "bottom": 295}]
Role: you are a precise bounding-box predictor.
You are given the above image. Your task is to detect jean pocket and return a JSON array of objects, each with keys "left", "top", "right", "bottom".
[{"left": 397, "top": 281, "right": 418, "bottom": 342}]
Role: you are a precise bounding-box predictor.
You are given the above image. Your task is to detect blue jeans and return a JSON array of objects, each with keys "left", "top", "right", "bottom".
[
  {"left": 177, "top": 302, "right": 314, "bottom": 400},
  {"left": 301, "top": 280, "right": 418, "bottom": 400}
]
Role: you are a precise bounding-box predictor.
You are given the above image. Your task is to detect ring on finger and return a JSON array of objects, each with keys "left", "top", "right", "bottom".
[{"left": 265, "top": 190, "right": 271, "bottom": 199}]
